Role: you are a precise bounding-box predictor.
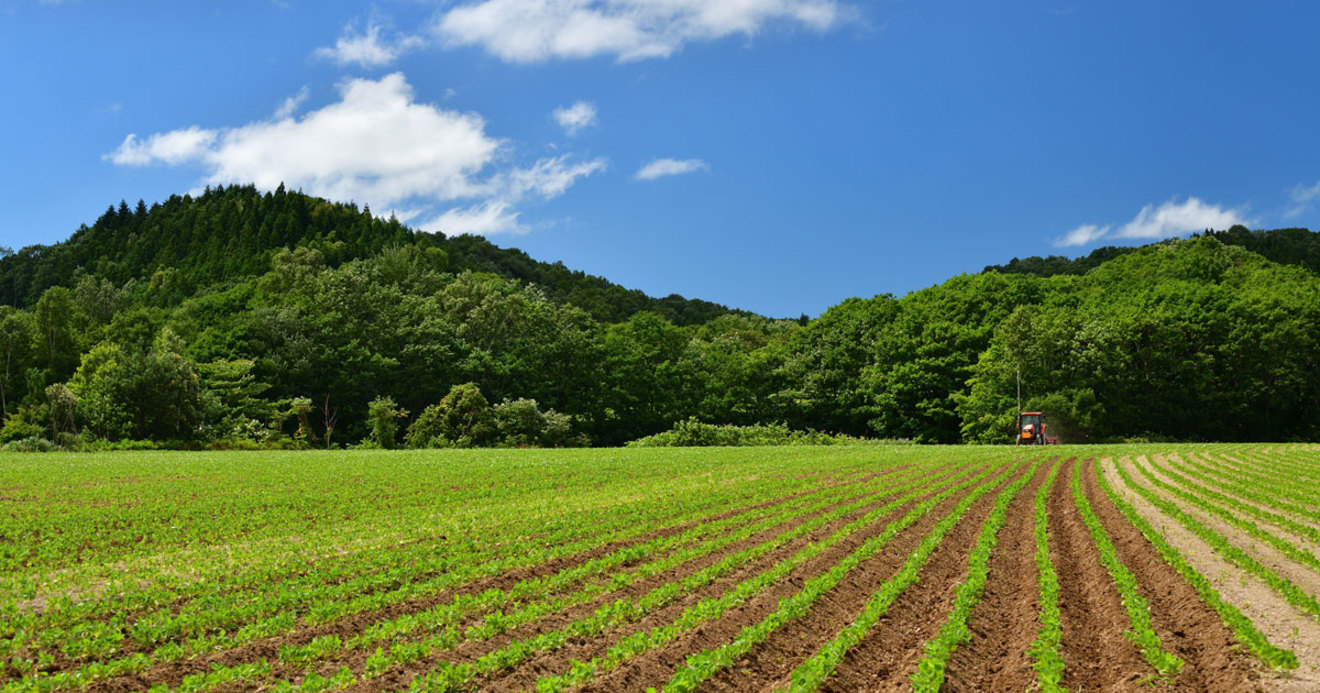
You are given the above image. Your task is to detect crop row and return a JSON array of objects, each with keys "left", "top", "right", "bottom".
[
  {"left": 158, "top": 459, "right": 993, "bottom": 691},
  {"left": 1070, "top": 459, "right": 1182, "bottom": 678},
  {"left": 4, "top": 466, "right": 919, "bottom": 690},
  {"left": 1112, "top": 458, "right": 1320, "bottom": 628},
  {"left": 907, "top": 459, "right": 1044, "bottom": 690},
  {"left": 1094, "top": 460, "right": 1297, "bottom": 671},
  {"left": 667, "top": 463, "right": 1023, "bottom": 692}
]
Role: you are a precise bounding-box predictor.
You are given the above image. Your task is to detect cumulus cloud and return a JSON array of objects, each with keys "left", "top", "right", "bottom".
[
  {"left": 433, "top": 0, "right": 853, "bottom": 63},
  {"left": 1285, "top": 180, "right": 1320, "bottom": 220},
  {"left": 635, "top": 157, "right": 708, "bottom": 180},
  {"left": 314, "top": 21, "right": 425, "bottom": 67},
  {"left": 1054, "top": 197, "right": 1249, "bottom": 247},
  {"left": 107, "top": 127, "right": 217, "bottom": 166},
  {"left": 1055, "top": 224, "right": 1110, "bottom": 248},
  {"left": 105, "top": 73, "right": 603, "bottom": 236},
  {"left": 1113, "top": 198, "right": 1248, "bottom": 240},
  {"left": 552, "top": 101, "right": 597, "bottom": 136}
]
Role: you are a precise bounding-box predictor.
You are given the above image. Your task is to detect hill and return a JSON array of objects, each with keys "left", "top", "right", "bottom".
[
  {"left": 0, "top": 187, "right": 1317, "bottom": 448},
  {"left": 0, "top": 184, "right": 739, "bottom": 326},
  {"left": 982, "top": 225, "right": 1320, "bottom": 278}
]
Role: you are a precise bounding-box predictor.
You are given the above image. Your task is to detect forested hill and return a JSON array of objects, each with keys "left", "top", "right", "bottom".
[
  {"left": 0, "top": 186, "right": 1317, "bottom": 449},
  {"left": 983, "top": 225, "right": 1320, "bottom": 278},
  {"left": 0, "top": 184, "right": 739, "bottom": 326}
]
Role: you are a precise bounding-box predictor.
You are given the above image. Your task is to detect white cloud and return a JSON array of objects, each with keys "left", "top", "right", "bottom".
[
  {"left": 423, "top": 201, "right": 525, "bottom": 235},
  {"left": 1054, "top": 197, "right": 1249, "bottom": 247},
  {"left": 1114, "top": 198, "right": 1248, "bottom": 240},
  {"left": 635, "top": 157, "right": 708, "bottom": 180},
  {"left": 107, "top": 126, "right": 217, "bottom": 166},
  {"left": 105, "top": 74, "right": 604, "bottom": 236},
  {"left": 505, "top": 155, "right": 607, "bottom": 197},
  {"left": 418, "top": 157, "right": 607, "bottom": 235},
  {"left": 1284, "top": 180, "right": 1320, "bottom": 220},
  {"left": 314, "top": 21, "right": 424, "bottom": 68},
  {"left": 433, "top": 0, "right": 853, "bottom": 63},
  {"left": 552, "top": 101, "right": 597, "bottom": 136},
  {"left": 273, "top": 86, "right": 310, "bottom": 120},
  {"left": 1054, "top": 224, "right": 1110, "bottom": 248}
]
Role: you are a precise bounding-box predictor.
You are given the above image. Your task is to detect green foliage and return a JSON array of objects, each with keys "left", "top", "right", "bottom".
[
  {"left": 0, "top": 412, "right": 43, "bottom": 443},
  {"left": 491, "top": 398, "right": 583, "bottom": 448},
  {"left": 0, "top": 306, "right": 34, "bottom": 418}
]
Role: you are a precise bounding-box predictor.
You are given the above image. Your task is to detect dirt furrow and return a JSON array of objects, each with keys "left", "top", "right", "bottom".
[
  {"left": 532, "top": 474, "right": 980, "bottom": 693},
  {"left": 1052, "top": 459, "right": 1150, "bottom": 691},
  {"left": 341, "top": 470, "right": 953, "bottom": 693},
  {"left": 1131, "top": 456, "right": 1320, "bottom": 602},
  {"left": 811, "top": 467, "right": 1021, "bottom": 693},
  {"left": 1082, "top": 458, "right": 1261, "bottom": 691},
  {"left": 939, "top": 460, "right": 1054, "bottom": 692},
  {"left": 93, "top": 473, "right": 904, "bottom": 692},
  {"left": 1100, "top": 457, "right": 1320, "bottom": 691},
  {"left": 1173, "top": 454, "right": 1320, "bottom": 535},
  {"left": 1150, "top": 454, "right": 1320, "bottom": 553}
]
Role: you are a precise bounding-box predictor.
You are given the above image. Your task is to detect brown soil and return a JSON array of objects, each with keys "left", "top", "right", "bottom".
[
  {"left": 1151, "top": 455, "right": 1320, "bottom": 546},
  {"left": 813, "top": 465, "right": 1031, "bottom": 693},
  {"left": 489, "top": 469, "right": 978, "bottom": 693},
  {"left": 89, "top": 472, "right": 909, "bottom": 692},
  {"left": 339, "top": 468, "right": 953, "bottom": 693},
  {"left": 1101, "top": 457, "right": 1320, "bottom": 691},
  {"left": 939, "top": 460, "right": 1053, "bottom": 692},
  {"left": 1135, "top": 456, "right": 1320, "bottom": 603},
  {"left": 1051, "top": 458, "right": 1151, "bottom": 691},
  {"left": 1081, "top": 457, "right": 1261, "bottom": 692}
]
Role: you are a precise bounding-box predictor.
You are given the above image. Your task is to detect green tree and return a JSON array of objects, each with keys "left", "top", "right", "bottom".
[
  {"left": 405, "top": 382, "right": 494, "bottom": 448},
  {"left": 366, "top": 395, "right": 406, "bottom": 448},
  {"left": 0, "top": 307, "right": 34, "bottom": 418},
  {"left": 46, "top": 383, "right": 78, "bottom": 441},
  {"left": 68, "top": 328, "right": 202, "bottom": 440},
  {"left": 33, "top": 286, "right": 83, "bottom": 380}
]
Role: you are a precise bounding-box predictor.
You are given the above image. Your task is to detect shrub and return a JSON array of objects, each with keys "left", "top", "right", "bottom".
[
  {"left": 626, "top": 418, "right": 893, "bottom": 447},
  {"left": 366, "top": 396, "right": 408, "bottom": 449},
  {"left": 2, "top": 436, "right": 56, "bottom": 452},
  {"left": 0, "top": 414, "right": 44, "bottom": 444},
  {"left": 405, "top": 383, "right": 495, "bottom": 448}
]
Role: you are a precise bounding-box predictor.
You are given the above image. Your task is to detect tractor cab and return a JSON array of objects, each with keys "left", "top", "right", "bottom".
[{"left": 1018, "top": 411, "right": 1046, "bottom": 446}]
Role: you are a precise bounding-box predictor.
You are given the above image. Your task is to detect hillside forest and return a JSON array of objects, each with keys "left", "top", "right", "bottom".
[{"left": 1, "top": 185, "right": 1317, "bottom": 449}]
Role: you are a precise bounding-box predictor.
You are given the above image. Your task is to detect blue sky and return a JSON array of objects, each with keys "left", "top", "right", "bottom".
[{"left": 2, "top": 1, "right": 1318, "bottom": 318}]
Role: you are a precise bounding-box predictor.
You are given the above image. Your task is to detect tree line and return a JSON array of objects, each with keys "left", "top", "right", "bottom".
[{"left": 1, "top": 186, "right": 1317, "bottom": 448}]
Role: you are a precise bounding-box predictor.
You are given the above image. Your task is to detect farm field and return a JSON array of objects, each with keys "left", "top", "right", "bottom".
[{"left": 2, "top": 445, "right": 1320, "bottom": 692}]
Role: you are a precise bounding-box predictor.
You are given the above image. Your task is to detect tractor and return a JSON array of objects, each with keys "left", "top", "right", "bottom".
[{"left": 1017, "top": 411, "right": 1060, "bottom": 445}]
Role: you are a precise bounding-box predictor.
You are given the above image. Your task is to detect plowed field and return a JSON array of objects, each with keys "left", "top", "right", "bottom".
[{"left": 2, "top": 444, "right": 1319, "bottom": 692}]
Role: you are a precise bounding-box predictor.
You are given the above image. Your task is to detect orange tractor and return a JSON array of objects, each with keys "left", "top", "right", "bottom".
[{"left": 1017, "top": 412, "right": 1060, "bottom": 445}]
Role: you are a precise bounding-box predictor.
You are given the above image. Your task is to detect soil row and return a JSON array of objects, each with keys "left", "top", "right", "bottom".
[{"left": 89, "top": 468, "right": 916, "bottom": 691}]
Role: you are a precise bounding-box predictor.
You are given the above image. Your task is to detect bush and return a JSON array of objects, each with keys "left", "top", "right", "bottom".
[
  {"left": 626, "top": 418, "right": 893, "bottom": 448},
  {"left": 492, "top": 398, "right": 587, "bottom": 448},
  {"left": 2, "top": 436, "right": 56, "bottom": 452},
  {"left": 367, "top": 396, "right": 408, "bottom": 449},
  {"left": 0, "top": 415, "right": 44, "bottom": 444},
  {"left": 405, "top": 383, "right": 495, "bottom": 448},
  {"left": 406, "top": 387, "right": 587, "bottom": 449}
]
